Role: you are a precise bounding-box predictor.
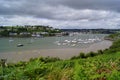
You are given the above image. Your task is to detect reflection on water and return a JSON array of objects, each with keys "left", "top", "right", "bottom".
[{"left": 0, "top": 34, "right": 108, "bottom": 53}]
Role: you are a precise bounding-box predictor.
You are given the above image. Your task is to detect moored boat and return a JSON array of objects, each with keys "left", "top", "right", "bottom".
[{"left": 17, "top": 44, "right": 24, "bottom": 47}]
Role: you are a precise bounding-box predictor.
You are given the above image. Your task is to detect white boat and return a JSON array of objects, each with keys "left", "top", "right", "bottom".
[
  {"left": 71, "top": 40, "right": 77, "bottom": 43},
  {"left": 9, "top": 39, "right": 14, "bottom": 42},
  {"left": 57, "top": 43, "right": 61, "bottom": 46},
  {"left": 62, "top": 43, "right": 67, "bottom": 45},
  {"left": 71, "top": 44, "right": 76, "bottom": 46},
  {"left": 64, "top": 40, "right": 71, "bottom": 43},
  {"left": 17, "top": 44, "right": 24, "bottom": 47},
  {"left": 83, "top": 41, "right": 90, "bottom": 44}
]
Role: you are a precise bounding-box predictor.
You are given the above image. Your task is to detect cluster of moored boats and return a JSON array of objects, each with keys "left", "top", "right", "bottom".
[
  {"left": 54, "top": 38, "right": 101, "bottom": 46},
  {"left": 8, "top": 35, "right": 102, "bottom": 47}
]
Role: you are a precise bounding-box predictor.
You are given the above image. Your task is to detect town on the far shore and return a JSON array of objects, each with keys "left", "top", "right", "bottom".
[
  {"left": 0, "top": 25, "right": 120, "bottom": 37},
  {"left": 0, "top": 25, "right": 65, "bottom": 37}
]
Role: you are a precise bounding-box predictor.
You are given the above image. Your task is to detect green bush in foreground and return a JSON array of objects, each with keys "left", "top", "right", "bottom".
[{"left": 1, "top": 51, "right": 120, "bottom": 80}]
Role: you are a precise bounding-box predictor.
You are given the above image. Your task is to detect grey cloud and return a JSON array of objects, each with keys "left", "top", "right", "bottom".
[
  {"left": 62, "top": 0, "right": 120, "bottom": 12},
  {"left": 1, "top": 0, "right": 120, "bottom": 18},
  {"left": 0, "top": 0, "right": 58, "bottom": 19},
  {"left": 1, "top": 0, "right": 120, "bottom": 29}
]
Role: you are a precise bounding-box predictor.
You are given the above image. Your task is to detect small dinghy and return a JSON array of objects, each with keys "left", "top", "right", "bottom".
[{"left": 17, "top": 44, "right": 24, "bottom": 47}]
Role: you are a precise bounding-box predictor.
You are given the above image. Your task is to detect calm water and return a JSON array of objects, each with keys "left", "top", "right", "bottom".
[{"left": 0, "top": 34, "right": 108, "bottom": 53}]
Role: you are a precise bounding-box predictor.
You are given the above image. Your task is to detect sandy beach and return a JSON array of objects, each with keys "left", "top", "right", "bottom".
[{"left": 0, "top": 40, "right": 112, "bottom": 63}]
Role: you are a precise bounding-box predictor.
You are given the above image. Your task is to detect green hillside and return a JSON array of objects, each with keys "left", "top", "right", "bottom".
[{"left": 1, "top": 34, "right": 120, "bottom": 80}]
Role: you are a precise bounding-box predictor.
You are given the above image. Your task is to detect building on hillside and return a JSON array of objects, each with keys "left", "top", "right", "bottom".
[{"left": 9, "top": 32, "right": 17, "bottom": 36}]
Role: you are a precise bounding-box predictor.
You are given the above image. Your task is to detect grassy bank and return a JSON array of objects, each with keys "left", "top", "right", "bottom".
[{"left": 0, "top": 52, "right": 120, "bottom": 79}]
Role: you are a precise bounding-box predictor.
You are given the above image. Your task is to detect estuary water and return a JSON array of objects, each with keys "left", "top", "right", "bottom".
[{"left": 0, "top": 34, "right": 108, "bottom": 53}]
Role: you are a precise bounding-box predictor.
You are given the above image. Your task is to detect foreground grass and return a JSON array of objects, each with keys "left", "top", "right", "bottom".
[{"left": 0, "top": 51, "right": 120, "bottom": 80}]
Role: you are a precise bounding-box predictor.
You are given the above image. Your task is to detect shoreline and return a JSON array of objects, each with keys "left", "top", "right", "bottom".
[{"left": 0, "top": 40, "right": 112, "bottom": 63}]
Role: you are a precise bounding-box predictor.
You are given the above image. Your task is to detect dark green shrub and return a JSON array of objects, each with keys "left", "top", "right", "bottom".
[
  {"left": 86, "top": 51, "right": 96, "bottom": 57},
  {"left": 29, "top": 58, "right": 37, "bottom": 62},
  {"left": 70, "top": 56, "right": 78, "bottom": 60},
  {"left": 97, "top": 50, "right": 103, "bottom": 54},
  {"left": 39, "top": 57, "right": 61, "bottom": 63},
  {"left": 78, "top": 52, "right": 86, "bottom": 58},
  {"left": 71, "top": 52, "right": 86, "bottom": 60}
]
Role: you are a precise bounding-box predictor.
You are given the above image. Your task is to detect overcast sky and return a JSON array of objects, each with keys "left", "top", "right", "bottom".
[{"left": 0, "top": 0, "right": 120, "bottom": 29}]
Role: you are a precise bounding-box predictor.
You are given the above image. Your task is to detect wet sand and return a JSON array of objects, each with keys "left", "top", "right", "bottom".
[{"left": 0, "top": 40, "right": 112, "bottom": 63}]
